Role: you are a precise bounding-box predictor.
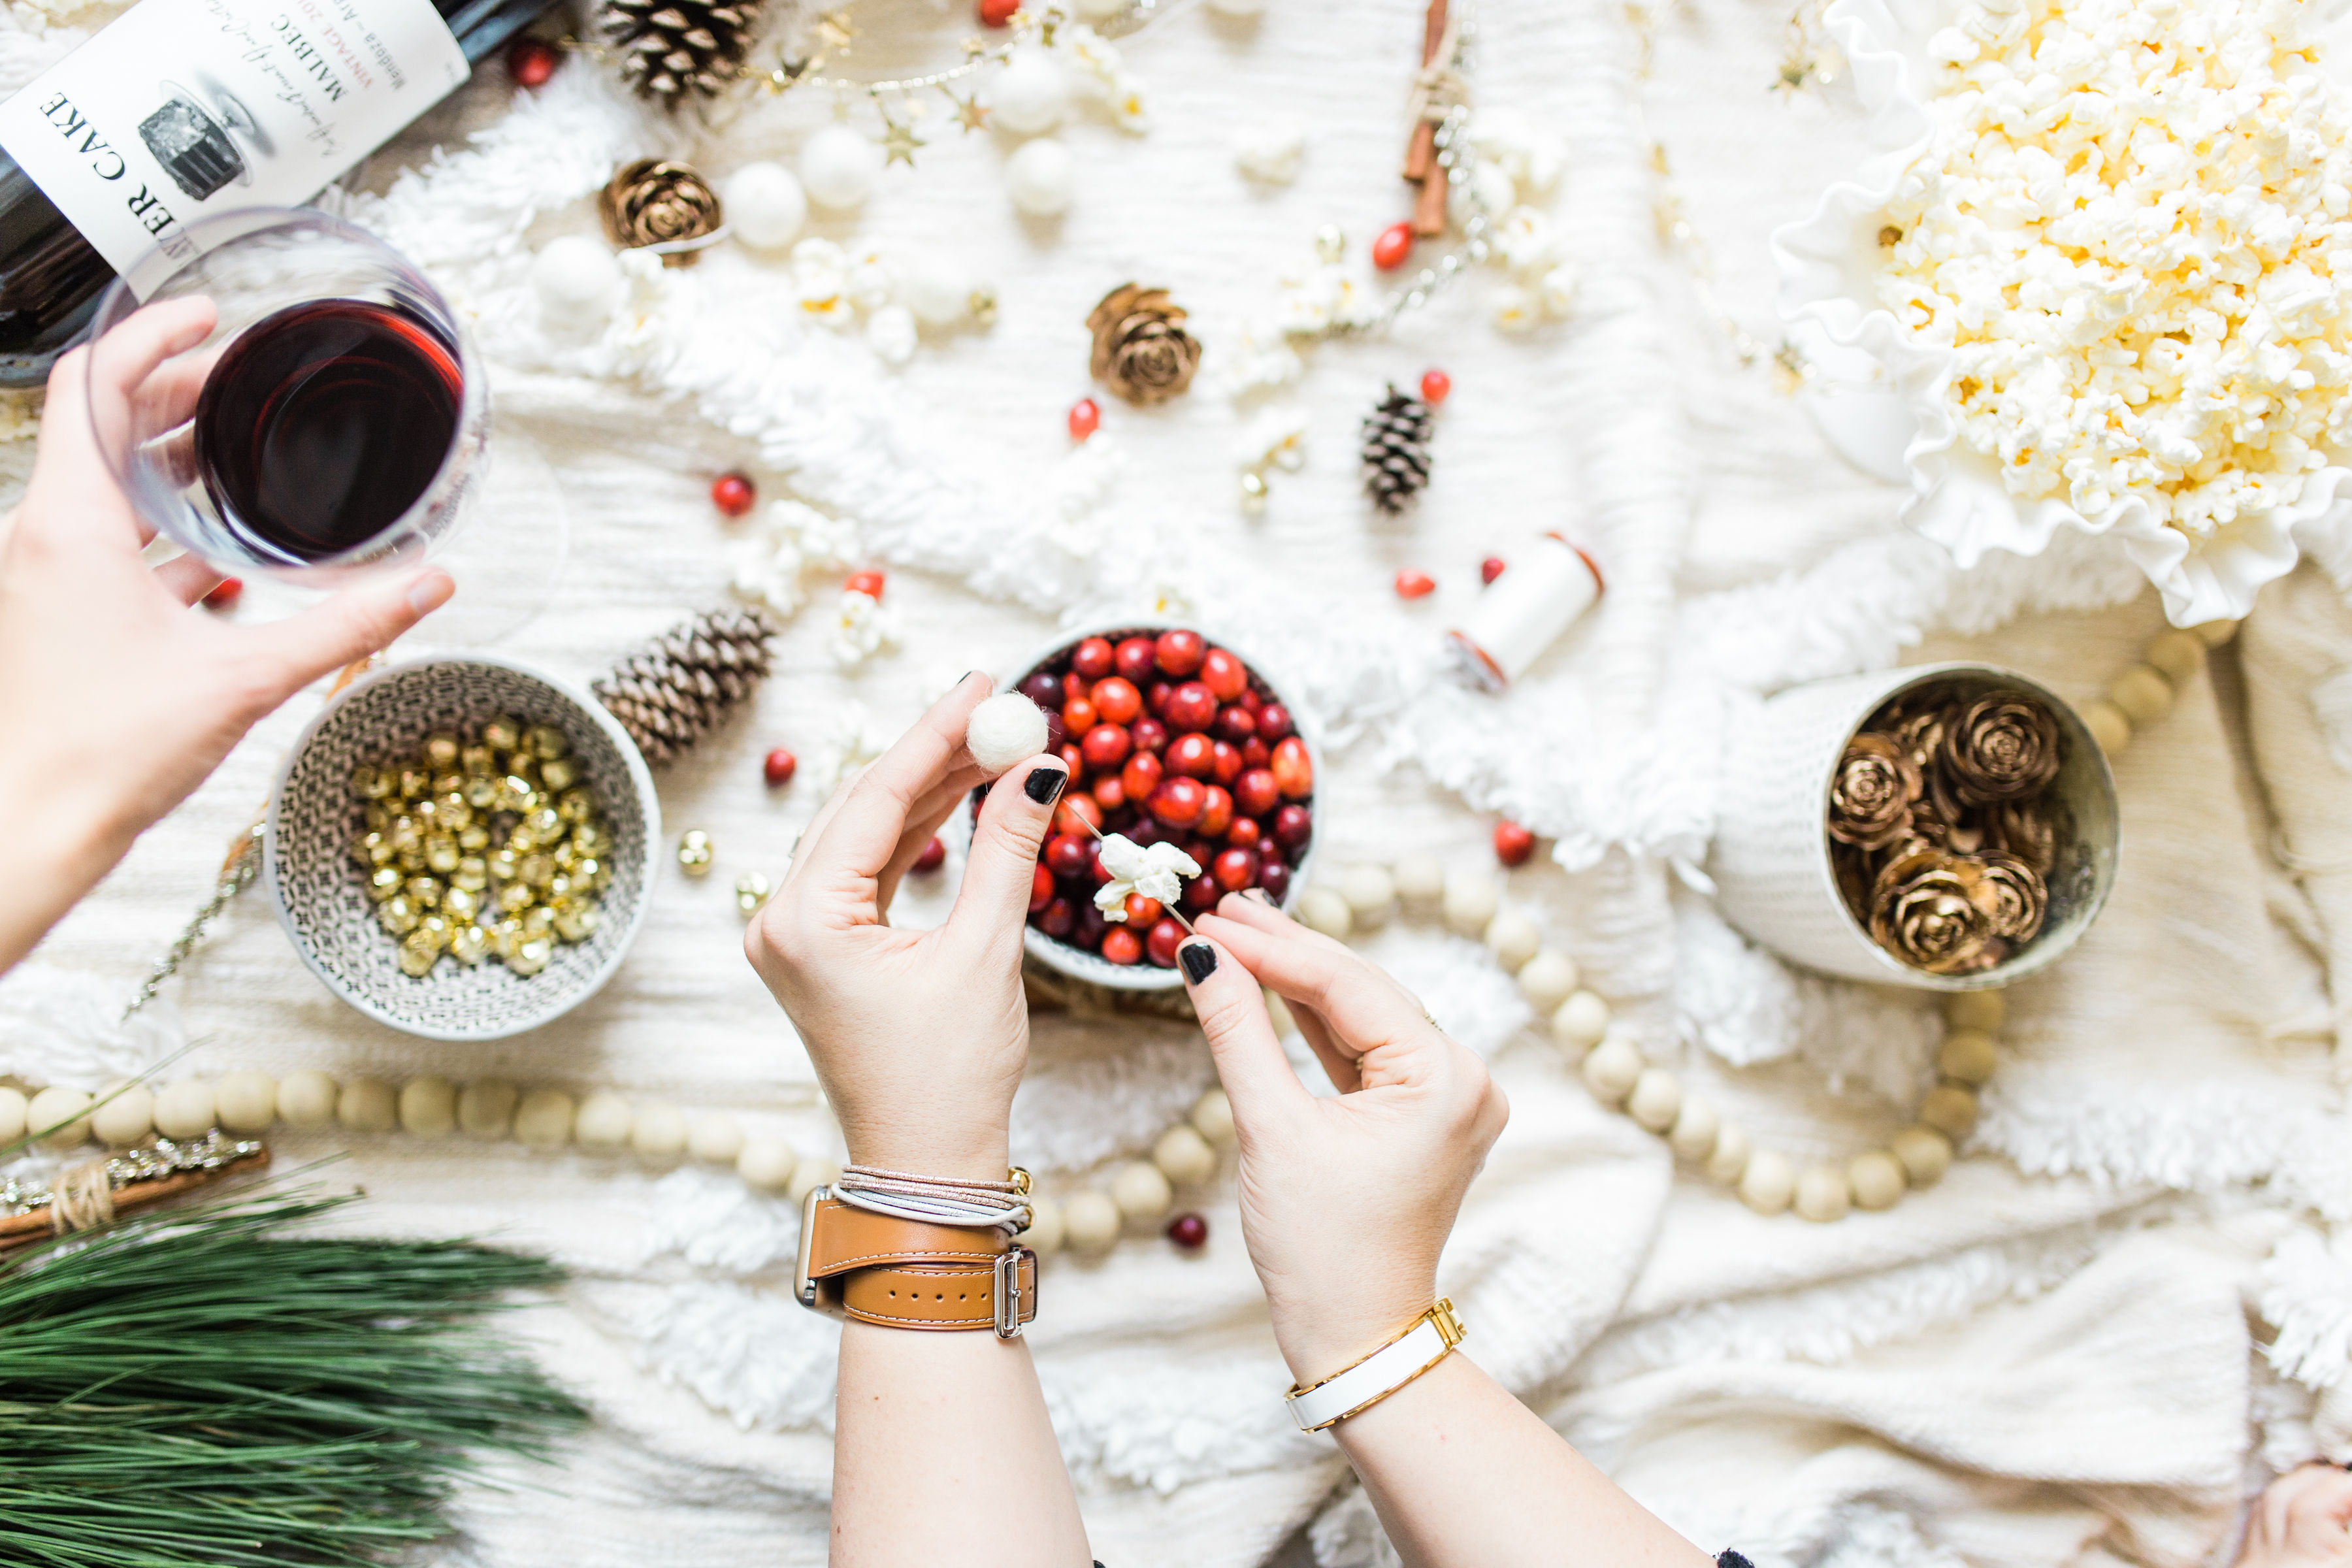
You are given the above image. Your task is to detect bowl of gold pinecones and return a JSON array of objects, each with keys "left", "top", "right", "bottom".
[{"left": 1707, "top": 663, "right": 2118, "bottom": 990}]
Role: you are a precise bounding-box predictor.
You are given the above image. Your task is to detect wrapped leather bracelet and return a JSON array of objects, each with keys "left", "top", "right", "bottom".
[{"left": 794, "top": 1173, "right": 1039, "bottom": 1339}]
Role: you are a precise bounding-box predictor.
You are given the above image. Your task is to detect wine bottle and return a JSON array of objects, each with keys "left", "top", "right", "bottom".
[{"left": 0, "top": 0, "right": 560, "bottom": 387}]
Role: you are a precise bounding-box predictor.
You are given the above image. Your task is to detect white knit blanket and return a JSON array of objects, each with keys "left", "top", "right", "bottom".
[{"left": 6, "top": 1, "right": 2352, "bottom": 1565}]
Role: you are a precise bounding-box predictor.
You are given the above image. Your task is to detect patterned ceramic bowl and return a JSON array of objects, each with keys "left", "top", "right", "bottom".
[{"left": 265, "top": 655, "right": 659, "bottom": 1040}]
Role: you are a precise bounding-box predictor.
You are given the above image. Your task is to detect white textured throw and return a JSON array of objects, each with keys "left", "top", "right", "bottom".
[{"left": 3, "top": 2, "right": 2352, "bottom": 1567}]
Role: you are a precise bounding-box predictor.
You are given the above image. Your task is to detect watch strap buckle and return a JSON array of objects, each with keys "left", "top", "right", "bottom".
[{"left": 994, "top": 1246, "right": 1035, "bottom": 1339}]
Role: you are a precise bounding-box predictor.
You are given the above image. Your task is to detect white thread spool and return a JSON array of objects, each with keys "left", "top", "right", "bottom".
[{"left": 1446, "top": 534, "right": 1603, "bottom": 690}]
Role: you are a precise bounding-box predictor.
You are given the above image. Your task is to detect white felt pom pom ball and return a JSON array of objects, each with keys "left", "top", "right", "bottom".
[
  {"left": 724, "top": 161, "right": 807, "bottom": 250},
  {"left": 898, "top": 254, "right": 973, "bottom": 327},
  {"left": 967, "top": 692, "right": 1050, "bottom": 774},
  {"left": 801, "top": 125, "right": 881, "bottom": 210},
  {"left": 1206, "top": 0, "right": 1267, "bottom": 15},
  {"left": 530, "top": 235, "right": 623, "bottom": 323},
  {"left": 1005, "top": 139, "right": 1076, "bottom": 216},
  {"left": 988, "top": 49, "right": 1068, "bottom": 137}
]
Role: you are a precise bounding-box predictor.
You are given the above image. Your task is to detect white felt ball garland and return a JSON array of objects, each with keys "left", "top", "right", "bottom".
[
  {"left": 966, "top": 691, "right": 1052, "bottom": 774},
  {"left": 1005, "top": 139, "right": 1077, "bottom": 216},
  {"left": 801, "top": 125, "right": 883, "bottom": 210},
  {"left": 530, "top": 235, "right": 625, "bottom": 324},
  {"left": 723, "top": 161, "right": 809, "bottom": 251},
  {"left": 988, "top": 48, "right": 1070, "bottom": 137}
]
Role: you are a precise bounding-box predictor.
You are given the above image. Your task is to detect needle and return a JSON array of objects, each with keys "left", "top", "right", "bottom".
[{"left": 1067, "top": 812, "right": 1198, "bottom": 934}]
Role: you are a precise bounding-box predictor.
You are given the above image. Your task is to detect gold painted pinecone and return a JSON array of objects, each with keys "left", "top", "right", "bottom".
[
  {"left": 1940, "top": 691, "right": 2061, "bottom": 804},
  {"left": 593, "top": 607, "right": 776, "bottom": 766},
  {"left": 598, "top": 0, "right": 762, "bottom": 107},
  {"left": 1826, "top": 732, "right": 1921, "bottom": 851},
  {"left": 1086, "top": 284, "right": 1201, "bottom": 406},
  {"left": 599, "top": 159, "right": 723, "bottom": 265},
  {"left": 1868, "top": 847, "right": 2003, "bottom": 975}
]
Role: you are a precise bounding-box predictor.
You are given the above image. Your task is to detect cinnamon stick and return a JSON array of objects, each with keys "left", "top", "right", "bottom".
[{"left": 1403, "top": 0, "right": 1450, "bottom": 236}]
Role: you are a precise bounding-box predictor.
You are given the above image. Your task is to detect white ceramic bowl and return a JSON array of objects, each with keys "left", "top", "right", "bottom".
[{"left": 265, "top": 655, "right": 659, "bottom": 1039}]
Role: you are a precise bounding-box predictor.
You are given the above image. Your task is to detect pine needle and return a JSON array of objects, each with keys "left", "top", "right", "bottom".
[{"left": 0, "top": 1187, "right": 585, "bottom": 1566}]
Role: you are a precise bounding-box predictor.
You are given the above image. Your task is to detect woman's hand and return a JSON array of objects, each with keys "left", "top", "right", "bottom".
[
  {"left": 745, "top": 675, "right": 1067, "bottom": 1181},
  {"left": 0, "top": 300, "right": 453, "bottom": 974},
  {"left": 2238, "top": 1465, "right": 2352, "bottom": 1568},
  {"left": 1177, "top": 891, "right": 1509, "bottom": 1382}
]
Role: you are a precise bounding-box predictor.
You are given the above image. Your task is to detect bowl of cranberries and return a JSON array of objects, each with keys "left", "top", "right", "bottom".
[{"left": 987, "top": 625, "right": 1318, "bottom": 990}]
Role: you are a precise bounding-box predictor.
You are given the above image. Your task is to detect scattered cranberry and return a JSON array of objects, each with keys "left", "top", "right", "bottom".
[
  {"left": 1168, "top": 732, "right": 1217, "bottom": 779},
  {"left": 1070, "top": 636, "right": 1114, "bottom": 679},
  {"left": 1257, "top": 859, "right": 1292, "bottom": 902},
  {"left": 1396, "top": 568, "right": 1437, "bottom": 600},
  {"left": 508, "top": 34, "right": 559, "bottom": 86},
  {"left": 1495, "top": 819, "right": 1536, "bottom": 867},
  {"left": 1081, "top": 723, "right": 1131, "bottom": 770},
  {"left": 1241, "top": 738, "right": 1270, "bottom": 768},
  {"left": 1235, "top": 768, "right": 1279, "bottom": 818},
  {"left": 1372, "top": 221, "right": 1414, "bottom": 270},
  {"left": 1238, "top": 686, "right": 1263, "bottom": 713},
  {"left": 711, "top": 471, "right": 756, "bottom": 517},
  {"left": 1102, "top": 926, "right": 1143, "bottom": 964},
  {"left": 1092, "top": 676, "right": 1142, "bottom": 725},
  {"left": 1131, "top": 715, "right": 1169, "bottom": 754},
  {"left": 1019, "top": 671, "right": 1062, "bottom": 710},
  {"left": 1210, "top": 740, "right": 1242, "bottom": 786},
  {"left": 1215, "top": 706, "right": 1257, "bottom": 743},
  {"left": 1273, "top": 803, "right": 1313, "bottom": 849},
  {"left": 913, "top": 836, "right": 947, "bottom": 873},
  {"left": 1154, "top": 629, "right": 1205, "bottom": 677},
  {"left": 1228, "top": 816, "right": 1262, "bottom": 850},
  {"left": 200, "top": 576, "right": 244, "bottom": 610},
  {"left": 1068, "top": 397, "right": 1100, "bottom": 440},
  {"left": 1054, "top": 794, "right": 1103, "bottom": 837},
  {"left": 1213, "top": 847, "right": 1258, "bottom": 892},
  {"left": 1183, "top": 874, "right": 1220, "bottom": 911},
  {"left": 1071, "top": 902, "right": 1108, "bottom": 951},
  {"left": 846, "top": 569, "right": 886, "bottom": 600},
  {"left": 1146, "top": 679, "right": 1176, "bottom": 717},
  {"left": 1092, "top": 774, "right": 1125, "bottom": 810},
  {"left": 1164, "top": 681, "right": 1218, "bottom": 734},
  {"left": 1046, "top": 834, "right": 1092, "bottom": 879},
  {"left": 1270, "top": 736, "right": 1314, "bottom": 798},
  {"left": 1167, "top": 1213, "right": 1209, "bottom": 1249},
  {"left": 1150, "top": 776, "right": 1207, "bottom": 828},
  {"left": 1419, "top": 368, "right": 1452, "bottom": 406},
  {"left": 1146, "top": 917, "right": 1186, "bottom": 968},
  {"left": 1200, "top": 647, "right": 1248, "bottom": 702},
  {"left": 1197, "top": 785, "right": 1235, "bottom": 840},
  {"left": 1257, "top": 703, "right": 1293, "bottom": 742},
  {"left": 1058, "top": 742, "right": 1084, "bottom": 776},
  {"left": 1114, "top": 636, "right": 1159, "bottom": 685},
  {"left": 1121, "top": 751, "right": 1164, "bottom": 801},
  {"left": 1062, "top": 670, "right": 1091, "bottom": 704},
  {"left": 762, "top": 747, "right": 798, "bottom": 787},
  {"left": 1481, "top": 555, "right": 1507, "bottom": 585},
  {"left": 1062, "top": 695, "right": 1098, "bottom": 736},
  {"left": 1030, "top": 864, "right": 1056, "bottom": 914},
  {"left": 1039, "top": 897, "right": 1075, "bottom": 938},
  {"left": 1124, "top": 892, "right": 1162, "bottom": 926},
  {"left": 978, "top": 0, "right": 1021, "bottom": 24}
]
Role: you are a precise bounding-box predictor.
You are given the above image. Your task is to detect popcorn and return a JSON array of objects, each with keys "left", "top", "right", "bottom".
[
  {"left": 1875, "top": 0, "right": 2352, "bottom": 540},
  {"left": 1092, "top": 835, "right": 1201, "bottom": 920}
]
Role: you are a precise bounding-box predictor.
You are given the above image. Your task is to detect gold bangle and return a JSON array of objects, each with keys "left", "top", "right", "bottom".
[{"left": 1283, "top": 1299, "right": 1466, "bottom": 1432}]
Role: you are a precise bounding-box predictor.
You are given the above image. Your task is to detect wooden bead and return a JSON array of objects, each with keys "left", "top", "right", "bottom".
[
  {"left": 399, "top": 1077, "right": 457, "bottom": 1137},
  {"left": 1483, "top": 911, "right": 1542, "bottom": 973},
  {"left": 1111, "top": 1159, "right": 1173, "bottom": 1221},
  {"left": 2108, "top": 665, "right": 2172, "bottom": 724},
  {"left": 2146, "top": 629, "right": 2206, "bottom": 683},
  {"left": 1551, "top": 990, "right": 1611, "bottom": 1058},
  {"left": 736, "top": 1137, "right": 798, "bottom": 1191},
  {"left": 449, "top": 1080, "right": 510, "bottom": 1139},
  {"left": 1704, "top": 1121, "right": 1752, "bottom": 1183},
  {"left": 1891, "top": 1124, "right": 1953, "bottom": 1186},
  {"left": 2081, "top": 698, "right": 2132, "bottom": 755},
  {"left": 1737, "top": 1149, "right": 1794, "bottom": 1215},
  {"left": 1794, "top": 1164, "right": 1851, "bottom": 1222},
  {"left": 1849, "top": 1150, "right": 1906, "bottom": 1211},
  {"left": 1263, "top": 990, "right": 1298, "bottom": 1040},
  {"left": 337, "top": 1077, "right": 397, "bottom": 1133},
  {"left": 29, "top": 1086, "right": 91, "bottom": 1150},
  {"left": 575, "top": 1090, "right": 633, "bottom": 1148},
  {"left": 1298, "top": 886, "right": 1352, "bottom": 939},
  {"left": 1938, "top": 1028, "right": 1999, "bottom": 1085},
  {"left": 1944, "top": 990, "right": 2004, "bottom": 1032},
  {"left": 1517, "top": 950, "right": 1581, "bottom": 1016},
  {"left": 157, "top": 1079, "right": 218, "bottom": 1139},
  {"left": 92, "top": 1083, "right": 154, "bottom": 1148},
  {"left": 1392, "top": 852, "right": 1446, "bottom": 906},
  {"left": 2192, "top": 618, "right": 2238, "bottom": 647},
  {"left": 0, "top": 1086, "right": 25, "bottom": 1143},
  {"left": 1062, "top": 1190, "right": 1122, "bottom": 1252},
  {"left": 514, "top": 1088, "right": 576, "bottom": 1147},
  {"left": 277, "top": 1070, "right": 339, "bottom": 1127},
  {"left": 1626, "top": 1068, "right": 1681, "bottom": 1132},
  {"left": 631, "top": 1103, "right": 689, "bottom": 1161},
  {"left": 787, "top": 1156, "right": 841, "bottom": 1205},
  {"left": 689, "top": 1113, "right": 745, "bottom": 1164},
  {"left": 1667, "top": 1098, "right": 1720, "bottom": 1162},
  {"left": 1580, "top": 1037, "right": 1644, "bottom": 1102},
  {"left": 1441, "top": 868, "right": 1500, "bottom": 937},
  {"left": 1152, "top": 1124, "right": 1218, "bottom": 1186},
  {"left": 1918, "top": 1083, "right": 1978, "bottom": 1140},
  {"left": 1339, "top": 864, "right": 1397, "bottom": 928},
  {"left": 1190, "top": 1088, "right": 1236, "bottom": 1146},
  {"left": 1024, "top": 1195, "right": 1066, "bottom": 1256},
  {"left": 215, "top": 1071, "right": 276, "bottom": 1134}
]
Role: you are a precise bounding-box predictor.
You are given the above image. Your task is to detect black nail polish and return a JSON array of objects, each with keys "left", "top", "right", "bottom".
[
  {"left": 1242, "top": 887, "right": 1275, "bottom": 905},
  {"left": 1024, "top": 765, "right": 1068, "bottom": 805},
  {"left": 1180, "top": 941, "right": 1217, "bottom": 983}
]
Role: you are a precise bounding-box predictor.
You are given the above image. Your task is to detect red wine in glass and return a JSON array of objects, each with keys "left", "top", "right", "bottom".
[{"left": 194, "top": 297, "right": 463, "bottom": 564}]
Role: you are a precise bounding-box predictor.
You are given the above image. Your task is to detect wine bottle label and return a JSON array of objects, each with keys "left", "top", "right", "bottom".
[{"left": 0, "top": 0, "right": 466, "bottom": 286}]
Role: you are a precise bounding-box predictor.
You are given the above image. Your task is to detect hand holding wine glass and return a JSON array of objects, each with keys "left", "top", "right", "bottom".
[{"left": 0, "top": 299, "right": 455, "bottom": 975}]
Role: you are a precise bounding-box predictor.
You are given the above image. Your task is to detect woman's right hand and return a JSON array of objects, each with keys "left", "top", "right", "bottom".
[{"left": 1177, "top": 892, "right": 1509, "bottom": 1384}]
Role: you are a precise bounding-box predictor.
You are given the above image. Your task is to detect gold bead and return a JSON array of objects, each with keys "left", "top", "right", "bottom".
[
  {"left": 458, "top": 823, "right": 490, "bottom": 853},
  {"left": 437, "top": 793, "right": 473, "bottom": 831},
  {"left": 508, "top": 936, "right": 554, "bottom": 976},
  {"left": 351, "top": 763, "right": 391, "bottom": 799},
  {"left": 524, "top": 805, "right": 563, "bottom": 841},
  {"left": 355, "top": 832, "right": 392, "bottom": 867},
  {"left": 449, "top": 923, "right": 491, "bottom": 964},
  {"left": 557, "top": 787, "right": 597, "bottom": 824},
  {"left": 378, "top": 895, "right": 420, "bottom": 936},
  {"left": 397, "top": 766, "right": 431, "bottom": 800},
  {"left": 397, "top": 928, "right": 443, "bottom": 976},
  {"left": 487, "top": 849, "right": 520, "bottom": 882},
  {"left": 368, "top": 866, "right": 404, "bottom": 902},
  {"left": 425, "top": 833, "right": 459, "bottom": 874},
  {"left": 404, "top": 875, "right": 443, "bottom": 908},
  {"left": 574, "top": 823, "right": 611, "bottom": 858},
  {"left": 736, "top": 872, "right": 770, "bottom": 918},
  {"left": 498, "top": 880, "right": 536, "bottom": 913},
  {"left": 423, "top": 731, "right": 461, "bottom": 771},
  {"left": 574, "top": 855, "right": 608, "bottom": 890},
  {"left": 461, "top": 743, "right": 497, "bottom": 777},
  {"left": 525, "top": 724, "right": 570, "bottom": 761},
  {"left": 487, "top": 917, "right": 525, "bottom": 958},
  {"left": 453, "top": 856, "right": 489, "bottom": 892},
  {"left": 497, "top": 776, "right": 535, "bottom": 813},
  {"left": 678, "top": 830, "right": 714, "bottom": 877},
  {"left": 483, "top": 715, "right": 523, "bottom": 753},
  {"left": 553, "top": 902, "right": 602, "bottom": 942},
  {"left": 520, "top": 904, "right": 557, "bottom": 938},
  {"left": 519, "top": 853, "right": 557, "bottom": 889},
  {"left": 387, "top": 817, "right": 421, "bottom": 853},
  {"left": 541, "top": 757, "right": 579, "bottom": 793},
  {"left": 444, "top": 885, "right": 481, "bottom": 923}
]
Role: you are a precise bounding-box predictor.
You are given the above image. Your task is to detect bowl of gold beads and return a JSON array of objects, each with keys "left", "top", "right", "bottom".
[{"left": 265, "top": 655, "right": 659, "bottom": 1039}]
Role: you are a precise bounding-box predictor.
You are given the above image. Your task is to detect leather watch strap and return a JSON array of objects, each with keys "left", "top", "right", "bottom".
[{"left": 797, "top": 1194, "right": 1038, "bottom": 1334}]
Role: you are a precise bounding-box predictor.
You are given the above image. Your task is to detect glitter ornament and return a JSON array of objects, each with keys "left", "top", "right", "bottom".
[
  {"left": 801, "top": 125, "right": 881, "bottom": 210},
  {"left": 723, "top": 161, "right": 807, "bottom": 250},
  {"left": 530, "top": 235, "right": 624, "bottom": 325},
  {"left": 677, "top": 830, "right": 714, "bottom": 877},
  {"left": 966, "top": 691, "right": 1051, "bottom": 773},
  {"left": 988, "top": 48, "right": 1069, "bottom": 137},
  {"left": 1005, "top": 137, "right": 1076, "bottom": 216}
]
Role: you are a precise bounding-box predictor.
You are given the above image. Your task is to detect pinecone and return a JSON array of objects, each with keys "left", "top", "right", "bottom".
[
  {"left": 593, "top": 607, "right": 777, "bottom": 767},
  {"left": 598, "top": 0, "right": 762, "bottom": 108},
  {"left": 1361, "top": 384, "right": 1433, "bottom": 516}
]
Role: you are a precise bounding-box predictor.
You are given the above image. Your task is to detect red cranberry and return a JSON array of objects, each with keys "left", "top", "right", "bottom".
[
  {"left": 1092, "top": 676, "right": 1142, "bottom": 725},
  {"left": 1124, "top": 892, "right": 1162, "bottom": 926},
  {"left": 1200, "top": 647, "right": 1248, "bottom": 702},
  {"left": 1146, "top": 917, "right": 1185, "bottom": 968},
  {"left": 1154, "top": 629, "right": 1205, "bottom": 676},
  {"left": 1168, "top": 732, "right": 1217, "bottom": 779},
  {"left": 1055, "top": 794, "right": 1103, "bottom": 837},
  {"left": 1062, "top": 696, "right": 1098, "bottom": 736},
  {"left": 1081, "top": 723, "right": 1132, "bottom": 770},
  {"left": 1121, "top": 751, "right": 1164, "bottom": 800},
  {"left": 201, "top": 576, "right": 243, "bottom": 609},
  {"left": 762, "top": 747, "right": 797, "bottom": 787},
  {"left": 1241, "top": 738, "right": 1270, "bottom": 768},
  {"left": 1071, "top": 902, "right": 1107, "bottom": 950},
  {"left": 1210, "top": 741, "right": 1241, "bottom": 786},
  {"left": 1086, "top": 841, "right": 1114, "bottom": 885},
  {"left": 1227, "top": 816, "right": 1262, "bottom": 849},
  {"left": 1167, "top": 1213, "right": 1208, "bottom": 1249},
  {"left": 1102, "top": 926, "right": 1143, "bottom": 965},
  {"left": 1071, "top": 636, "right": 1115, "bottom": 679},
  {"left": 1197, "top": 785, "right": 1234, "bottom": 840},
  {"left": 1481, "top": 555, "right": 1507, "bottom": 585},
  {"left": 1068, "top": 397, "right": 1100, "bottom": 440},
  {"left": 978, "top": 0, "right": 1021, "bottom": 24},
  {"left": 1046, "top": 834, "right": 1092, "bottom": 878},
  {"left": 1092, "top": 775, "right": 1125, "bottom": 810},
  {"left": 913, "top": 836, "right": 946, "bottom": 873},
  {"left": 1150, "top": 776, "right": 1207, "bottom": 828},
  {"left": 1020, "top": 671, "right": 1062, "bottom": 710},
  {"left": 1058, "top": 742, "right": 1085, "bottom": 776},
  {"left": 1213, "top": 847, "right": 1258, "bottom": 892},
  {"left": 1495, "top": 819, "right": 1536, "bottom": 867},
  {"left": 711, "top": 472, "right": 756, "bottom": 517},
  {"left": 1273, "top": 803, "right": 1313, "bottom": 849},
  {"left": 1239, "top": 686, "right": 1263, "bottom": 713},
  {"left": 847, "top": 569, "right": 886, "bottom": 600},
  {"left": 1164, "top": 682, "right": 1218, "bottom": 733},
  {"left": 1235, "top": 768, "right": 1279, "bottom": 818},
  {"left": 1256, "top": 859, "right": 1292, "bottom": 902},
  {"left": 1270, "top": 736, "right": 1313, "bottom": 798},
  {"left": 1372, "top": 221, "right": 1414, "bottom": 270},
  {"left": 1257, "top": 703, "right": 1294, "bottom": 742},
  {"left": 1147, "top": 679, "right": 1175, "bottom": 717},
  {"left": 1215, "top": 706, "right": 1257, "bottom": 743},
  {"left": 508, "top": 34, "right": 559, "bottom": 86},
  {"left": 1126, "top": 817, "right": 1163, "bottom": 847},
  {"left": 1132, "top": 716, "right": 1169, "bottom": 754},
  {"left": 1062, "top": 670, "right": 1091, "bottom": 704},
  {"left": 1039, "top": 897, "right": 1075, "bottom": 938},
  {"left": 1183, "top": 874, "right": 1220, "bottom": 911},
  {"left": 1420, "top": 368, "right": 1452, "bottom": 406},
  {"left": 1181, "top": 834, "right": 1219, "bottom": 868},
  {"left": 1030, "top": 863, "right": 1056, "bottom": 913},
  {"left": 1115, "top": 636, "right": 1159, "bottom": 684},
  {"left": 1396, "top": 568, "right": 1436, "bottom": 600}
]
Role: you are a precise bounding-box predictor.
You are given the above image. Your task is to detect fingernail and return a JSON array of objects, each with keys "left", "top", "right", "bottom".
[
  {"left": 1242, "top": 887, "right": 1275, "bottom": 905},
  {"left": 406, "top": 569, "right": 454, "bottom": 615},
  {"left": 1180, "top": 941, "right": 1217, "bottom": 983},
  {"left": 1024, "top": 764, "right": 1068, "bottom": 805}
]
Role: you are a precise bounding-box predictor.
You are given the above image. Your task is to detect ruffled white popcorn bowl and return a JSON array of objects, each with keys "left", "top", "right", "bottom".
[{"left": 1771, "top": 0, "right": 2351, "bottom": 627}]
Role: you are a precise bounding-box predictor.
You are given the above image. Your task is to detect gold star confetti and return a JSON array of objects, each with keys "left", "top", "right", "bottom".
[
  {"left": 880, "top": 118, "right": 924, "bottom": 167},
  {"left": 943, "top": 87, "right": 989, "bottom": 133},
  {"left": 771, "top": 53, "right": 813, "bottom": 90},
  {"left": 817, "top": 8, "right": 857, "bottom": 50}
]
